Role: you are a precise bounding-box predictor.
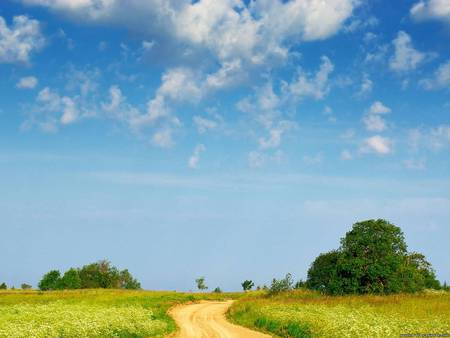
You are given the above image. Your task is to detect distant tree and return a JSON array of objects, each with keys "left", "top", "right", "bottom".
[
  {"left": 79, "top": 260, "right": 120, "bottom": 289},
  {"left": 195, "top": 277, "right": 208, "bottom": 291},
  {"left": 21, "top": 283, "right": 32, "bottom": 290},
  {"left": 294, "top": 279, "right": 306, "bottom": 289},
  {"left": 269, "top": 273, "right": 293, "bottom": 295},
  {"left": 0, "top": 282, "right": 6, "bottom": 290},
  {"left": 306, "top": 219, "right": 440, "bottom": 294},
  {"left": 118, "top": 269, "right": 141, "bottom": 289},
  {"left": 213, "top": 287, "right": 222, "bottom": 293},
  {"left": 60, "top": 268, "right": 82, "bottom": 289},
  {"left": 38, "top": 270, "right": 61, "bottom": 291},
  {"left": 241, "top": 280, "right": 254, "bottom": 291}
]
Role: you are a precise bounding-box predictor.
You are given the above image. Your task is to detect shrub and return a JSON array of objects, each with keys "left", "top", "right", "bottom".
[
  {"left": 241, "top": 280, "right": 254, "bottom": 291},
  {"left": 21, "top": 283, "right": 32, "bottom": 290},
  {"left": 213, "top": 287, "right": 222, "bottom": 293},
  {"left": 269, "top": 273, "right": 293, "bottom": 295},
  {"left": 0, "top": 283, "right": 6, "bottom": 290}
]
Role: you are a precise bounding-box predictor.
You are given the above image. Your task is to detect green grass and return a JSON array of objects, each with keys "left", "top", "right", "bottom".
[
  {"left": 0, "top": 289, "right": 241, "bottom": 337},
  {"left": 228, "top": 289, "right": 450, "bottom": 337}
]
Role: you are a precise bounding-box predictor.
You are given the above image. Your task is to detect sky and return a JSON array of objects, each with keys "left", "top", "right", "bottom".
[{"left": 0, "top": 0, "right": 449, "bottom": 291}]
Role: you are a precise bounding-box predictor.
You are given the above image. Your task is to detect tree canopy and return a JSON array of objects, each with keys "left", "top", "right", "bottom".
[
  {"left": 38, "top": 260, "right": 140, "bottom": 291},
  {"left": 306, "top": 219, "right": 440, "bottom": 294}
]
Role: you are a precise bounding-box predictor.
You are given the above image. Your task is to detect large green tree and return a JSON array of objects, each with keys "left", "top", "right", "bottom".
[{"left": 306, "top": 219, "right": 440, "bottom": 294}]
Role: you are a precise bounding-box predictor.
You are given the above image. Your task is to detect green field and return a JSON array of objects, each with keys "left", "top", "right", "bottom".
[
  {"left": 0, "top": 289, "right": 240, "bottom": 338},
  {"left": 228, "top": 289, "right": 450, "bottom": 337}
]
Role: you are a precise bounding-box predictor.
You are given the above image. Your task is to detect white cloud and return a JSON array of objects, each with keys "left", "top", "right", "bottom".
[
  {"left": 193, "top": 116, "right": 218, "bottom": 134},
  {"left": 361, "top": 135, "right": 392, "bottom": 155},
  {"left": 0, "top": 15, "right": 45, "bottom": 64},
  {"left": 258, "top": 120, "right": 296, "bottom": 149},
  {"left": 410, "top": 0, "right": 450, "bottom": 23},
  {"left": 188, "top": 144, "right": 206, "bottom": 169},
  {"left": 362, "top": 101, "right": 391, "bottom": 132},
  {"left": 357, "top": 73, "right": 373, "bottom": 96},
  {"left": 420, "top": 60, "right": 450, "bottom": 90},
  {"left": 369, "top": 101, "right": 391, "bottom": 115},
  {"left": 389, "top": 31, "right": 426, "bottom": 73},
  {"left": 20, "top": 0, "right": 357, "bottom": 67},
  {"left": 16, "top": 76, "right": 38, "bottom": 89},
  {"left": 287, "top": 56, "right": 334, "bottom": 100},
  {"left": 152, "top": 128, "right": 174, "bottom": 148},
  {"left": 363, "top": 114, "right": 387, "bottom": 132}
]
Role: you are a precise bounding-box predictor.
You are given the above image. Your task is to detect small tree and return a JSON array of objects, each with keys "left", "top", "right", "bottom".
[
  {"left": 0, "top": 282, "right": 7, "bottom": 290},
  {"left": 195, "top": 277, "right": 208, "bottom": 291},
  {"left": 21, "top": 283, "right": 32, "bottom": 290},
  {"left": 60, "top": 268, "right": 82, "bottom": 289},
  {"left": 241, "top": 280, "right": 254, "bottom": 291},
  {"left": 294, "top": 279, "right": 306, "bottom": 289},
  {"left": 213, "top": 287, "right": 222, "bottom": 293},
  {"left": 119, "top": 269, "right": 141, "bottom": 289},
  {"left": 269, "top": 273, "right": 293, "bottom": 294},
  {"left": 38, "top": 270, "right": 61, "bottom": 291}
]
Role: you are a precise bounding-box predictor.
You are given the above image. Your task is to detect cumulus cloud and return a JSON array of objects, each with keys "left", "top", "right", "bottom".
[
  {"left": 16, "top": 76, "right": 38, "bottom": 89},
  {"left": 286, "top": 56, "right": 334, "bottom": 100},
  {"left": 188, "top": 144, "right": 206, "bottom": 169},
  {"left": 420, "top": 60, "right": 450, "bottom": 90},
  {"left": 361, "top": 135, "right": 392, "bottom": 155},
  {"left": 410, "top": 0, "right": 450, "bottom": 23},
  {"left": 20, "top": 0, "right": 358, "bottom": 66},
  {"left": 389, "top": 31, "right": 426, "bottom": 73},
  {"left": 362, "top": 101, "right": 391, "bottom": 132},
  {"left": 357, "top": 73, "right": 373, "bottom": 96},
  {"left": 0, "top": 15, "right": 45, "bottom": 64}
]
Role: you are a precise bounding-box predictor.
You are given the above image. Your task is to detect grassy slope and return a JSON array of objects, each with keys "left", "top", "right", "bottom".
[
  {"left": 228, "top": 289, "right": 450, "bottom": 338},
  {"left": 0, "top": 289, "right": 242, "bottom": 337}
]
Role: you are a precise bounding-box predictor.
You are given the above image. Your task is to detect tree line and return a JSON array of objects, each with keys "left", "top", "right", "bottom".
[{"left": 38, "top": 260, "right": 140, "bottom": 290}]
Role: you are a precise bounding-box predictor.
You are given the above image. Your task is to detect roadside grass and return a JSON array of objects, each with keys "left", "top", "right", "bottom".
[
  {"left": 0, "top": 289, "right": 241, "bottom": 337},
  {"left": 228, "top": 289, "right": 450, "bottom": 337}
]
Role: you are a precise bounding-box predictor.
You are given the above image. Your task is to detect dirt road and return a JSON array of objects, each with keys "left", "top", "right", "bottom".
[{"left": 169, "top": 300, "right": 271, "bottom": 338}]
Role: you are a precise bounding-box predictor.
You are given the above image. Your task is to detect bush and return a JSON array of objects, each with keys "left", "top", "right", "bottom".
[
  {"left": 0, "top": 283, "right": 7, "bottom": 290},
  {"left": 21, "top": 283, "right": 32, "bottom": 290},
  {"left": 306, "top": 219, "right": 440, "bottom": 295},
  {"left": 213, "top": 287, "right": 222, "bottom": 293},
  {"left": 269, "top": 273, "right": 293, "bottom": 295}
]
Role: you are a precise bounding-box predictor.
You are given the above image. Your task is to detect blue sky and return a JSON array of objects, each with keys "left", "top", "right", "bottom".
[{"left": 1, "top": 0, "right": 449, "bottom": 291}]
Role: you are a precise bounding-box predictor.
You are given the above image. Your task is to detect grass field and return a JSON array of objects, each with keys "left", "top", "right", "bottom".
[
  {"left": 0, "top": 289, "right": 240, "bottom": 337},
  {"left": 228, "top": 289, "right": 450, "bottom": 338}
]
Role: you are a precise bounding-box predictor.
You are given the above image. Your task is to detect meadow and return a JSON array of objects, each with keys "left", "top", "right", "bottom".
[
  {"left": 228, "top": 289, "right": 450, "bottom": 338},
  {"left": 0, "top": 289, "right": 240, "bottom": 337}
]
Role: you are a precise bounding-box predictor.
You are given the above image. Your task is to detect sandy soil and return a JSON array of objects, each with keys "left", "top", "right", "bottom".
[{"left": 169, "top": 300, "right": 271, "bottom": 338}]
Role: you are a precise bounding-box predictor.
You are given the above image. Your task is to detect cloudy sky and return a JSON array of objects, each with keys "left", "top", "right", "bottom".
[{"left": 1, "top": 0, "right": 449, "bottom": 290}]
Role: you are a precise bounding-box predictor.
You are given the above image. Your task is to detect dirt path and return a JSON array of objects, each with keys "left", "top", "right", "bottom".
[{"left": 169, "top": 300, "right": 271, "bottom": 338}]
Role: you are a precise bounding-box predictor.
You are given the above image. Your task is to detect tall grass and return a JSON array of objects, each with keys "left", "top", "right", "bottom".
[{"left": 228, "top": 289, "right": 450, "bottom": 337}]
